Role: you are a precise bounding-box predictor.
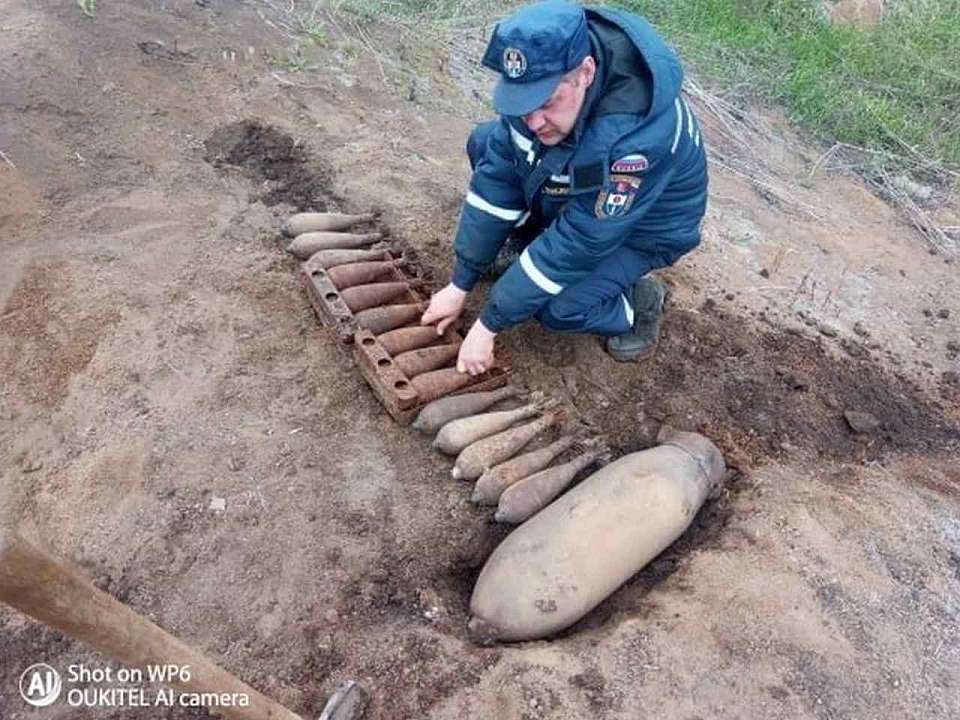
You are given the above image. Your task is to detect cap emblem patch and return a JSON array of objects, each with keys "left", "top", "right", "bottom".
[{"left": 502, "top": 48, "right": 527, "bottom": 79}]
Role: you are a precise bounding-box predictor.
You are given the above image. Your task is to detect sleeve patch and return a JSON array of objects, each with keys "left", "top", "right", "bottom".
[
  {"left": 595, "top": 175, "right": 643, "bottom": 219},
  {"left": 611, "top": 153, "right": 649, "bottom": 173}
]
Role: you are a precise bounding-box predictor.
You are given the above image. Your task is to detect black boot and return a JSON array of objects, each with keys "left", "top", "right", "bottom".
[
  {"left": 482, "top": 235, "right": 531, "bottom": 280},
  {"left": 605, "top": 276, "right": 667, "bottom": 362}
]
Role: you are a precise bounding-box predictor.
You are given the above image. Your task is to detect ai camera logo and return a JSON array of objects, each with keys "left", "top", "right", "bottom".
[{"left": 20, "top": 663, "right": 62, "bottom": 707}]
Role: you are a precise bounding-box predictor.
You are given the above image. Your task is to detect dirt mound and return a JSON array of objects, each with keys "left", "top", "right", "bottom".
[
  {"left": 505, "top": 297, "right": 960, "bottom": 475},
  {"left": 203, "top": 120, "right": 334, "bottom": 210}
]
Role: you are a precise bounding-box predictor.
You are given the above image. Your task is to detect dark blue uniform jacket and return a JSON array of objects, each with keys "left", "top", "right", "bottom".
[{"left": 451, "top": 7, "right": 708, "bottom": 333}]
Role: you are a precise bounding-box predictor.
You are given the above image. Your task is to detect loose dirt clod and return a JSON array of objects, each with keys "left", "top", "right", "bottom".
[
  {"left": 844, "top": 409, "right": 881, "bottom": 433},
  {"left": 204, "top": 120, "right": 334, "bottom": 209}
]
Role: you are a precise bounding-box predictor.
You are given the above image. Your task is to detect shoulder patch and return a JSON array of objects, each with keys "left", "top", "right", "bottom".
[
  {"left": 595, "top": 175, "right": 643, "bottom": 219},
  {"left": 611, "top": 153, "right": 649, "bottom": 174}
]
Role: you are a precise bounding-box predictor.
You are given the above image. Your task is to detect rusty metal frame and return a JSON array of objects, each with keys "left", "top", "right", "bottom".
[{"left": 298, "top": 247, "right": 513, "bottom": 424}]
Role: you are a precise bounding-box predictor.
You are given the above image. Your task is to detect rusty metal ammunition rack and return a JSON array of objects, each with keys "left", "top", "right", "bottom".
[{"left": 299, "top": 246, "right": 512, "bottom": 424}]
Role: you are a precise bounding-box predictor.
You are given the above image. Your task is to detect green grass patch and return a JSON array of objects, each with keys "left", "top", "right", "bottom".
[
  {"left": 617, "top": 0, "right": 960, "bottom": 170},
  {"left": 332, "top": 0, "right": 959, "bottom": 173}
]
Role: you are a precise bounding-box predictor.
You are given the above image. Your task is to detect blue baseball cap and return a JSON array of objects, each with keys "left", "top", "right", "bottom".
[{"left": 481, "top": 1, "right": 591, "bottom": 117}]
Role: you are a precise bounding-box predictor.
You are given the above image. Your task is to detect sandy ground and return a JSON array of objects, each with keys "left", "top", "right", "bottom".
[{"left": 1, "top": 2, "right": 958, "bottom": 719}]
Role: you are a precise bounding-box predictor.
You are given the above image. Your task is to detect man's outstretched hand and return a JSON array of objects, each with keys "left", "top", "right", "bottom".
[
  {"left": 421, "top": 283, "right": 467, "bottom": 335},
  {"left": 457, "top": 320, "right": 496, "bottom": 375}
]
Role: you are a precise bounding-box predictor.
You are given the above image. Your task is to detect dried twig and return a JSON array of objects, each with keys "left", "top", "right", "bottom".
[
  {"left": 0, "top": 150, "right": 15, "bottom": 169},
  {"left": 807, "top": 143, "right": 839, "bottom": 181}
]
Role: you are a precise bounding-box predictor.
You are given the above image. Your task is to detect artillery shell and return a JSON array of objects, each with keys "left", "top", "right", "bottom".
[
  {"left": 494, "top": 450, "right": 602, "bottom": 524},
  {"left": 288, "top": 232, "right": 382, "bottom": 259},
  {"left": 283, "top": 212, "right": 375, "bottom": 237},
  {"left": 410, "top": 367, "right": 475, "bottom": 404},
  {"left": 340, "top": 282, "right": 416, "bottom": 313},
  {"left": 412, "top": 386, "right": 521, "bottom": 434},
  {"left": 354, "top": 303, "right": 426, "bottom": 334},
  {"left": 394, "top": 344, "right": 461, "bottom": 378},
  {"left": 472, "top": 436, "right": 576, "bottom": 505},
  {"left": 434, "top": 404, "right": 541, "bottom": 456},
  {"left": 326, "top": 260, "right": 404, "bottom": 289},
  {"left": 376, "top": 326, "right": 439, "bottom": 356},
  {"left": 452, "top": 411, "right": 562, "bottom": 481},
  {"left": 302, "top": 248, "right": 390, "bottom": 270}
]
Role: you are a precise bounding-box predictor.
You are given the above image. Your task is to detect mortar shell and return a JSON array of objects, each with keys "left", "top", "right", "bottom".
[
  {"left": 288, "top": 232, "right": 382, "bottom": 259},
  {"left": 411, "top": 367, "right": 475, "bottom": 403},
  {"left": 354, "top": 303, "right": 426, "bottom": 334},
  {"left": 283, "top": 212, "right": 375, "bottom": 236},
  {"left": 303, "top": 248, "right": 389, "bottom": 270},
  {"left": 376, "top": 326, "right": 440, "bottom": 356},
  {"left": 394, "top": 344, "right": 461, "bottom": 378},
  {"left": 326, "top": 260, "right": 403, "bottom": 289},
  {"left": 340, "top": 281, "right": 419, "bottom": 313}
]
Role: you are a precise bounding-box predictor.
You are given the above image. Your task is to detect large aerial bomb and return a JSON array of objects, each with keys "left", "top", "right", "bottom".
[{"left": 468, "top": 428, "right": 726, "bottom": 643}]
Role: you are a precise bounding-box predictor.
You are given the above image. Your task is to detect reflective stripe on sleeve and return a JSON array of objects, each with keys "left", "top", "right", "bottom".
[
  {"left": 670, "top": 98, "right": 683, "bottom": 154},
  {"left": 465, "top": 191, "right": 525, "bottom": 221},
  {"left": 683, "top": 99, "right": 694, "bottom": 138},
  {"left": 519, "top": 248, "right": 563, "bottom": 295},
  {"left": 515, "top": 211, "right": 531, "bottom": 228},
  {"left": 549, "top": 174, "right": 570, "bottom": 184}
]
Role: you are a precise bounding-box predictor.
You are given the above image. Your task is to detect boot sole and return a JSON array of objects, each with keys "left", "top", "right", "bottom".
[{"left": 605, "top": 339, "right": 659, "bottom": 363}]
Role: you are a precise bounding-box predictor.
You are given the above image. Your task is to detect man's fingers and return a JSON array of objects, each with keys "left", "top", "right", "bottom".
[
  {"left": 420, "top": 307, "right": 437, "bottom": 326},
  {"left": 456, "top": 358, "right": 467, "bottom": 374},
  {"left": 467, "top": 361, "right": 486, "bottom": 376},
  {"left": 436, "top": 315, "right": 456, "bottom": 335}
]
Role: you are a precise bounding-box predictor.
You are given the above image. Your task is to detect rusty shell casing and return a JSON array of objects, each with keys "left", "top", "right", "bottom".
[
  {"left": 410, "top": 367, "right": 475, "bottom": 403},
  {"left": 326, "top": 260, "right": 403, "bottom": 289},
  {"left": 283, "top": 212, "right": 375, "bottom": 237},
  {"left": 288, "top": 232, "right": 382, "bottom": 260},
  {"left": 376, "top": 326, "right": 439, "bottom": 356},
  {"left": 393, "top": 344, "right": 461, "bottom": 378},
  {"left": 339, "top": 282, "right": 417, "bottom": 313},
  {"left": 303, "top": 248, "right": 389, "bottom": 270},
  {"left": 354, "top": 303, "right": 426, "bottom": 335}
]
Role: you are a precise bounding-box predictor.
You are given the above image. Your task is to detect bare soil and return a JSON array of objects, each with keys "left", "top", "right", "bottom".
[{"left": 1, "top": 2, "right": 958, "bottom": 719}]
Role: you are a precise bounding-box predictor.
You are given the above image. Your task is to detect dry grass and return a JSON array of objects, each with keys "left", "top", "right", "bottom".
[{"left": 249, "top": 0, "right": 958, "bottom": 255}]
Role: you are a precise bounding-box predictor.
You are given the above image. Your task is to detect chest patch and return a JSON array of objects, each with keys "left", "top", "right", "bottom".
[
  {"left": 542, "top": 182, "right": 571, "bottom": 197},
  {"left": 611, "top": 153, "right": 649, "bottom": 173},
  {"left": 595, "top": 175, "right": 643, "bottom": 219}
]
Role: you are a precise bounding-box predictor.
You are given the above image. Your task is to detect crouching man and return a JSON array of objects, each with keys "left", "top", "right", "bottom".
[{"left": 421, "top": 0, "right": 708, "bottom": 373}]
